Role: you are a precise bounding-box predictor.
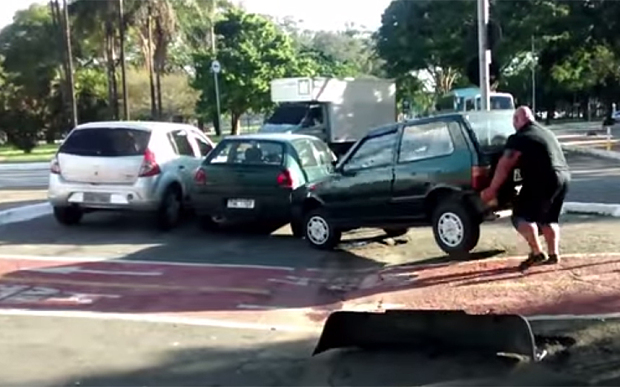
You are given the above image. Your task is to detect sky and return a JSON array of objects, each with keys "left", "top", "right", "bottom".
[{"left": 0, "top": 0, "right": 393, "bottom": 32}]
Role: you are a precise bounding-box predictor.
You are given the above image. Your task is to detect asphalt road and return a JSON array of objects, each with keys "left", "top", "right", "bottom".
[{"left": 0, "top": 164, "right": 49, "bottom": 190}]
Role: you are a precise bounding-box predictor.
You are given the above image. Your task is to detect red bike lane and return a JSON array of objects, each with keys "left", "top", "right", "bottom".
[{"left": 1, "top": 254, "right": 619, "bottom": 331}]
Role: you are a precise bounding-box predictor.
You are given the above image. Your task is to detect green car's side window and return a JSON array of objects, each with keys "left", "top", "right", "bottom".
[
  {"left": 344, "top": 131, "right": 398, "bottom": 171},
  {"left": 398, "top": 121, "right": 455, "bottom": 164}
]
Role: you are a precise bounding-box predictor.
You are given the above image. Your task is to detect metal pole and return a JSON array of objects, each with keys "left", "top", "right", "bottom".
[
  {"left": 477, "top": 0, "right": 490, "bottom": 111},
  {"left": 118, "top": 0, "right": 129, "bottom": 120},
  {"left": 213, "top": 70, "right": 222, "bottom": 135},
  {"left": 62, "top": 0, "right": 78, "bottom": 126},
  {"left": 531, "top": 35, "right": 536, "bottom": 114}
]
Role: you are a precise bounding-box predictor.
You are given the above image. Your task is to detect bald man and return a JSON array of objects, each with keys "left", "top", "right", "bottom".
[{"left": 481, "top": 106, "right": 570, "bottom": 271}]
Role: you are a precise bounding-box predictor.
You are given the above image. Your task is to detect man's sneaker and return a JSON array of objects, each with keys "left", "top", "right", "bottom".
[
  {"left": 518, "top": 252, "right": 547, "bottom": 271},
  {"left": 545, "top": 254, "right": 560, "bottom": 265}
]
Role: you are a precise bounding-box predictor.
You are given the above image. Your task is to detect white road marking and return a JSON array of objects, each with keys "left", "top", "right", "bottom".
[
  {"left": 236, "top": 304, "right": 283, "bottom": 310},
  {"left": 0, "top": 254, "right": 296, "bottom": 271},
  {"left": 24, "top": 265, "right": 162, "bottom": 277},
  {"left": 0, "top": 284, "right": 121, "bottom": 305},
  {"left": 0, "top": 309, "right": 321, "bottom": 333}
]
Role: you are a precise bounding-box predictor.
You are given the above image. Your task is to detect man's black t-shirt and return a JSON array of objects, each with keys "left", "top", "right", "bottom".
[{"left": 505, "top": 122, "right": 570, "bottom": 189}]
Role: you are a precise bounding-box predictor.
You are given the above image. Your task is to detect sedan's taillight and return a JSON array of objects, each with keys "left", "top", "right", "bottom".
[
  {"left": 50, "top": 156, "right": 61, "bottom": 174},
  {"left": 277, "top": 169, "right": 293, "bottom": 188},
  {"left": 138, "top": 149, "right": 161, "bottom": 177}
]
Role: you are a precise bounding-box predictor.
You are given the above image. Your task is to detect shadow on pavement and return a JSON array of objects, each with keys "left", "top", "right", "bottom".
[
  {"left": 26, "top": 317, "right": 620, "bottom": 387},
  {"left": 40, "top": 322, "right": 603, "bottom": 387}
]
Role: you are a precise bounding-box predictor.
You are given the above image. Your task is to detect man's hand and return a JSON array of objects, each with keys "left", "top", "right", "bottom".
[{"left": 481, "top": 187, "right": 497, "bottom": 204}]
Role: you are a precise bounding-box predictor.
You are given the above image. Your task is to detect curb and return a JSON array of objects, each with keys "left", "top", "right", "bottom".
[
  {"left": 0, "top": 162, "right": 50, "bottom": 171},
  {"left": 562, "top": 202, "right": 620, "bottom": 217},
  {"left": 562, "top": 143, "right": 620, "bottom": 161},
  {"left": 0, "top": 202, "right": 52, "bottom": 226}
]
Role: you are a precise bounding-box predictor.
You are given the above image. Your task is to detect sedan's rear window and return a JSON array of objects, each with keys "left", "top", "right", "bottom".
[
  {"left": 60, "top": 128, "right": 151, "bottom": 157},
  {"left": 208, "top": 140, "right": 284, "bottom": 166}
]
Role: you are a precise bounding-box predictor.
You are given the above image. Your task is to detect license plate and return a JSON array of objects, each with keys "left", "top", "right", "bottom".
[
  {"left": 514, "top": 168, "right": 522, "bottom": 182},
  {"left": 227, "top": 199, "right": 255, "bottom": 209},
  {"left": 83, "top": 192, "right": 111, "bottom": 203}
]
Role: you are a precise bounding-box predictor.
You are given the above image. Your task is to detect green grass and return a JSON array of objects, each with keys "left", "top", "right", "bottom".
[{"left": 0, "top": 143, "right": 58, "bottom": 163}]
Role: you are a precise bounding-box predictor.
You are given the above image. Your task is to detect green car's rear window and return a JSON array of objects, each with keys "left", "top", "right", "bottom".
[{"left": 208, "top": 140, "right": 285, "bottom": 166}]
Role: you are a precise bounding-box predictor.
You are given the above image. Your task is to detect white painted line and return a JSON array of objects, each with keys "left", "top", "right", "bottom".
[
  {"left": 0, "top": 202, "right": 51, "bottom": 226},
  {"left": 527, "top": 313, "right": 620, "bottom": 321},
  {"left": 24, "top": 265, "right": 163, "bottom": 276},
  {"left": 0, "top": 254, "right": 296, "bottom": 271},
  {"left": 236, "top": 304, "right": 283, "bottom": 311},
  {"left": 0, "top": 308, "right": 320, "bottom": 333}
]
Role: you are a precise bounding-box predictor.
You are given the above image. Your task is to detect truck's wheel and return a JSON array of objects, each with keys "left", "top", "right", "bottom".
[
  {"left": 304, "top": 208, "right": 341, "bottom": 250},
  {"left": 53, "top": 206, "right": 83, "bottom": 226},
  {"left": 432, "top": 200, "right": 480, "bottom": 258}
]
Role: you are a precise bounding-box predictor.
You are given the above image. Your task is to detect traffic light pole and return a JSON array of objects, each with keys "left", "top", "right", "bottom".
[{"left": 477, "top": 0, "right": 491, "bottom": 111}]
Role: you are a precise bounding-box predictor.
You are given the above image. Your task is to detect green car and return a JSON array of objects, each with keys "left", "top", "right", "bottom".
[{"left": 192, "top": 133, "right": 336, "bottom": 232}]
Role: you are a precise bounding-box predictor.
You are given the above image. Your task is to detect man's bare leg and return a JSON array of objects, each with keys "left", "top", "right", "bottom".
[
  {"left": 517, "top": 221, "right": 543, "bottom": 254},
  {"left": 513, "top": 217, "right": 547, "bottom": 271},
  {"left": 541, "top": 223, "right": 560, "bottom": 264}
]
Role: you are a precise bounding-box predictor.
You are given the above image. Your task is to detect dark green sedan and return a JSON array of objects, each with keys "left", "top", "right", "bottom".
[{"left": 192, "top": 133, "right": 336, "bottom": 232}]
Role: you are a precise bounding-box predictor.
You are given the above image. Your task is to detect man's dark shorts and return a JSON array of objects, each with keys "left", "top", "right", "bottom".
[{"left": 511, "top": 172, "right": 570, "bottom": 229}]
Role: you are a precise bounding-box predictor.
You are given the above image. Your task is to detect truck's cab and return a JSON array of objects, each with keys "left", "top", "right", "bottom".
[{"left": 259, "top": 77, "right": 397, "bottom": 158}]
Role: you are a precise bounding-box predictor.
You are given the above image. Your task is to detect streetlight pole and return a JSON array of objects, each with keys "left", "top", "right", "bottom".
[
  {"left": 531, "top": 35, "right": 536, "bottom": 115},
  {"left": 477, "top": 0, "right": 491, "bottom": 111}
]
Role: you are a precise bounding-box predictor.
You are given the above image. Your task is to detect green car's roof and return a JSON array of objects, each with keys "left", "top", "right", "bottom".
[{"left": 221, "top": 133, "right": 320, "bottom": 142}]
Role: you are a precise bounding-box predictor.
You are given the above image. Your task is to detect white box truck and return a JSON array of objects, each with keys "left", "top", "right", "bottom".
[{"left": 258, "top": 77, "right": 397, "bottom": 156}]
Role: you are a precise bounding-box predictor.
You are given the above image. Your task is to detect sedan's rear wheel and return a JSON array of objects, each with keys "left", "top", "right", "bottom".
[
  {"left": 304, "top": 208, "right": 341, "bottom": 250},
  {"left": 157, "top": 187, "right": 182, "bottom": 231},
  {"left": 53, "top": 206, "right": 83, "bottom": 226}
]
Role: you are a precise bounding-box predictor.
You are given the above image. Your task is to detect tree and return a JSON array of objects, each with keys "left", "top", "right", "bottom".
[
  {"left": 376, "top": 0, "right": 474, "bottom": 94},
  {"left": 191, "top": 8, "right": 306, "bottom": 135}
]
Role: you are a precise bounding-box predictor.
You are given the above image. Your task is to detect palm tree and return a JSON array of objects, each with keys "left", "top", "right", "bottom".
[
  {"left": 69, "top": 0, "right": 121, "bottom": 119},
  {"left": 132, "top": 0, "right": 176, "bottom": 120}
]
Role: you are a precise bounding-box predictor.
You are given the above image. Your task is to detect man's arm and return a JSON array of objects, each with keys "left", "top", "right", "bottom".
[{"left": 488, "top": 148, "right": 521, "bottom": 191}]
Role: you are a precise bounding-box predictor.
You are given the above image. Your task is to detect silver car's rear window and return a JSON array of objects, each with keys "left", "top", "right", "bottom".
[{"left": 60, "top": 128, "right": 151, "bottom": 157}]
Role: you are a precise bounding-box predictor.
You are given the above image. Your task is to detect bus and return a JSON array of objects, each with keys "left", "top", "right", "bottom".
[{"left": 436, "top": 87, "right": 515, "bottom": 112}]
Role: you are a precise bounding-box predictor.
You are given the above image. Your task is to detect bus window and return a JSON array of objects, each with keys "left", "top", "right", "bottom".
[{"left": 490, "top": 96, "right": 514, "bottom": 109}]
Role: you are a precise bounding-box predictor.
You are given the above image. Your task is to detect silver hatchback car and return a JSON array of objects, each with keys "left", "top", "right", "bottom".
[{"left": 48, "top": 121, "right": 214, "bottom": 230}]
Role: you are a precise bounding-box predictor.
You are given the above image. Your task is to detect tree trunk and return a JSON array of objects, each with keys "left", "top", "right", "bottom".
[
  {"left": 146, "top": 7, "right": 157, "bottom": 119},
  {"left": 61, "top": 0, "right": 77, "bottom": 127},
  {"left": 118, "top": 0, "right": 129, "bottom": 120},
  {"left": 231, "top": 112, "right": 241, "bottom": 135},
  {"left": 156, "top": 69, "right": 163, "bottom": 119}
]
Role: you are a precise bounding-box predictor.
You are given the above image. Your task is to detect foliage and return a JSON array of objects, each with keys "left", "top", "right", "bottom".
[
  {"left": 192, "top": 8, "right": 310, "bottom": 134},
  {"left": 126, "top": 68, "right": 199, "bottom": 120}
]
